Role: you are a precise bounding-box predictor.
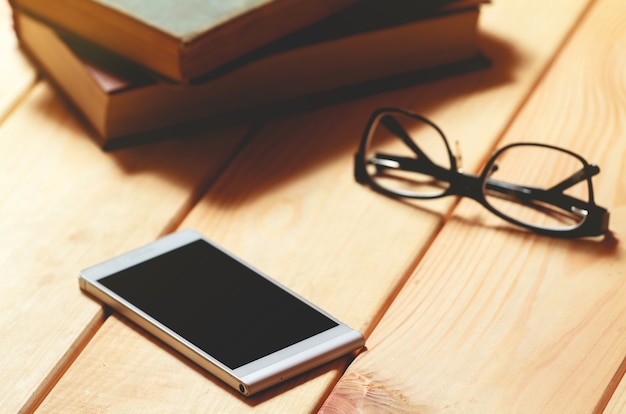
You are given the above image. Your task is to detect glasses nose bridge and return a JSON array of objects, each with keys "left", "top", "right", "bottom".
[{"left": 454, "top": 171, "right": 483, "bottom": 201}]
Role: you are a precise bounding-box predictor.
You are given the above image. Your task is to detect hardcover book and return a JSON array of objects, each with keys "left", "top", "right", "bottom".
[{"left": 14, "top": 1, "right": 488, "bottom": 148}]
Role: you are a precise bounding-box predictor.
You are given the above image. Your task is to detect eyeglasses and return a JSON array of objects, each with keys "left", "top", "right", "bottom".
[{"left": 354, "top": 108, "right": 610, "bottom": 238}]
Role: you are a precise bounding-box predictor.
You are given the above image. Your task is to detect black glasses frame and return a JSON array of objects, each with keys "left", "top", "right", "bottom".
[{"left": 354, "top": 108, "right": 610, "bottom": 238}]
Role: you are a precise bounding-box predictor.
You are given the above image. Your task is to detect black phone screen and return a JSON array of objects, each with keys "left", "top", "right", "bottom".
[{"left": 99, "top": 239, "right": 338, "bottom": 369}]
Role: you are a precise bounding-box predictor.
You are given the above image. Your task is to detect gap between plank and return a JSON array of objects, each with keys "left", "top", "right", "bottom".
[
  {"left": 19, "top": 308, "right": 108, "bottom": 414},
  {"left": 0, "top": 73, "right": 40, "bottom": 127}
]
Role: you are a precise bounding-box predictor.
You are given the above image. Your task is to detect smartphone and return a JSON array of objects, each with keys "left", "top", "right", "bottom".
[{"left": 79, "top": 229, "right": 364, "bottom": 396}]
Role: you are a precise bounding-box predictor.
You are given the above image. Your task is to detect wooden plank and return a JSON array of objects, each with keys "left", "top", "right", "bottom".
[
  {"left": 0, "top": 0, "right": 36, "bottom": 122},
  {"left": 321, "top": 0, "right": 626, "bottom": 412},
  {"left": 33, "top": 0, "right": 595, "bottom": 412},
  {"left": 605, "top": 358, "right": 626, "bottom": 413},
  {"left": 0, "top": 81, "right": 248, "bottom": 413}
]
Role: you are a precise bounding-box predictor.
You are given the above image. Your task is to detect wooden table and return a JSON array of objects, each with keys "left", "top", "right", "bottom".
[{"left": 1, "top": 0, "right": 625, "bottom": 412}]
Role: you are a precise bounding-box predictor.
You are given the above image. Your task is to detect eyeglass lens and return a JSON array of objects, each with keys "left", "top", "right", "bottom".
[
  {"left": 364, "top": 112, "right": 452, "bottom": 198},
  {"left": 484, "top": 145, "right": 590, "bottom": 231}
]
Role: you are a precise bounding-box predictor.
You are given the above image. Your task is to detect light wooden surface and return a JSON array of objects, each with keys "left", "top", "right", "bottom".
[
  {"left": 1, "top": 0, "right": 624, "bottom": 412},
  {"left": 322, "top": 0, "right": 626, "bottom": 412}
]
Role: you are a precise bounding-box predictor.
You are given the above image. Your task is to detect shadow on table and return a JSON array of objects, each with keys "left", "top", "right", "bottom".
[
  {"left": 448, "top": 212, "right": 621, "bottom": 247},
  {"left": 47, "top": 30, "right": 519, "bottom": 208},
  {"left": 190, "top": 31, "right": 519, "bottom": 206}
]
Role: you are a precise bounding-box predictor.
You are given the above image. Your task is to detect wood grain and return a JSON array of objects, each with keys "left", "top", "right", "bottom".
[
  {"left": 0, "top": 0, "right": 36, "bottom": 122},
  {"left": 33, "top": 0, "right": 595, "bottom": 412},
  {"left": 321, "top": 0, "right": 626, "bottom": 412},
  {"left": 0, "top": 81, "right": 247, "bottom": 413}
]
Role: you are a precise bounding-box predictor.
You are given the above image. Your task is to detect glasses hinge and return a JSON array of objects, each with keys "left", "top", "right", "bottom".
[{"left": 454, "top": 140, "right": 464, "bottom": 173}]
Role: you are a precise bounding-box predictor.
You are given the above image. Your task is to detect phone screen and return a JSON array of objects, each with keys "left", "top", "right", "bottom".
[{"left": 98, "top": 239, "right": 338, "bottom": 370}]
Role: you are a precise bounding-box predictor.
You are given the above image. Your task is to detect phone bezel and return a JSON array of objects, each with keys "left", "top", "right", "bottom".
[{"left": 78, "top": 229, "right": 364, "bottom": 396}]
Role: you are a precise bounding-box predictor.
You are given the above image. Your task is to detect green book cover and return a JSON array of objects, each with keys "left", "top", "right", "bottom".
[{"left": 94, "top": 0, "right": 280, "bottom": 41}]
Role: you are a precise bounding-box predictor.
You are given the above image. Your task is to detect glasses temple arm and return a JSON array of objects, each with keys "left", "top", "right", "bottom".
[
  {"left": 370, "top": 153, "right": 580, "bottom": 211},
  {"left": 485, "top": 178, "right": 596, "bottom": 216},
  {"left": 371, "top": 153, "right": 600, "bottom": 217},
  {"left": 547, "top": 164, "right": 600, "bottom": 193},
  {"left": 369, "top": 153, "right": 455, "bottom": 181},
  {"left": 380, "top": 115, "right": 432, "bottom": 161}
]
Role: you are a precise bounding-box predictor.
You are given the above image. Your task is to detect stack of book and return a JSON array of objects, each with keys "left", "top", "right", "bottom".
[{"left": 9, "top": 0, "right": 488, "bottom": 149}]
